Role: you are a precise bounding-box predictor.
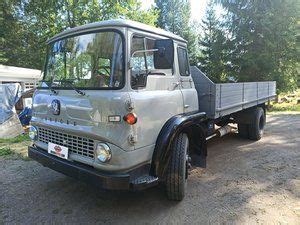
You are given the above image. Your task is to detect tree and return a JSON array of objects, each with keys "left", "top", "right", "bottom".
[
  {"left": 0, "top": 0, "right": 28, "bottom": 67},
  {"left": 217, "top": 0, "right": 300, "bottom": 92},
  {"left": 198, "top": 1, "right": 228, "bottom": 82},
  {"left": 155, "top": 0, "right": 199, "bottom": 65},
  {"left": 0, "top": 0, "right": 158, "bottom": 70}
]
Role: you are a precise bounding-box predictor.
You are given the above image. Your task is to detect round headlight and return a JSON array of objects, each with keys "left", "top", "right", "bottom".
[
  {"left": 96, "top": 143, "right": 111, "bottom": 163},
  {"left": 29, "top": 126, "right": 38, "bottom": 140}
]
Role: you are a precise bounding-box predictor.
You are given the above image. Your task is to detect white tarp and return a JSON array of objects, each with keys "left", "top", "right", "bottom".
[
  {"left": 0, "top": 113, "right": 23, "bottom": 138},
  {"left": 0, "top": 83, "right": 23, "bottom": 138},
  {"left": 0, "top": 83, "right": 22, "bottom": 124}
]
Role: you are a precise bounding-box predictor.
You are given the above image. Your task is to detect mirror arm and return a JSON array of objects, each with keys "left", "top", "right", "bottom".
[{"left": 131, "top": 49, "right": 159, "bottom": 58}]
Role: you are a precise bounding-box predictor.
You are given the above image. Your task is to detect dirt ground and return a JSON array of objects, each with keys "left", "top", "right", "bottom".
[{"left": 0, "top": 113, "right": 299, "bottom": 224}]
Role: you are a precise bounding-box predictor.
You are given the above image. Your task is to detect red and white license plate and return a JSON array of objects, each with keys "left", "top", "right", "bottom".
[{"left": 48, "top": 142, "right": 68, "bottom": 159}]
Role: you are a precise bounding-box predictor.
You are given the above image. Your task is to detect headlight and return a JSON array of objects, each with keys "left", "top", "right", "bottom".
[
  {"left": 96, "top": 143, "right": 111, "bottom": 163},
  {"left": 29, "top": 126, "right": 38, "bottom": 140}
]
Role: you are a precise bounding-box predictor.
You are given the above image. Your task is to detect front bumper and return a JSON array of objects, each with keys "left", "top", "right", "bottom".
[{"left": 28, "top": 146, "right": 157, "bottom": 190}]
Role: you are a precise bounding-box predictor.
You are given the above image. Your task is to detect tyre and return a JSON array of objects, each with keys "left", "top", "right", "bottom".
[
  {"left": 238, "top": 123, "right": 249, "bottom": 138},
  {"left": 248, "top": 107, "right": 265, "bottom": 141},
  {"left": 165, "top": 133, "right": 189, "bottom": 201}
]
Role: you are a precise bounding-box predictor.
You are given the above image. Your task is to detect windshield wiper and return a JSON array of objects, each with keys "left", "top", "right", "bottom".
[
  {"left": 63, "top": 80, "right": 85, "bottom": 96},
  {"left": 50, "top": 86, "right": 58, "bottom": 94},
  {"left": 41, "top": 80, "right": 58, "bottom": 94}
]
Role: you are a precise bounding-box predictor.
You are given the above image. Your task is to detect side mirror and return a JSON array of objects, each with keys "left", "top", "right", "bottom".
[
  {"left": 154, "top": 39, "right": 174, "bottom": 69},
  {"left": 157, "top": 47, "right": 165, "bottom": 57}
]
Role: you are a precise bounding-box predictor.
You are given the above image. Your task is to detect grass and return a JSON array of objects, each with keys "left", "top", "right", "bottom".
[
  {"left": 269, "top": 89, "right": 300, "bottom": 112},
  {"left": 0, "top": 147, "right": 14, "bottom": 156},
  {"left": 269, "top": 102, "right": 300, "bottom": 112},
  {"left": 0, "top": 134, "right": 30, "bottom": 144},
  {"left": 0, "top": 134, "right": 31, "bottom": 160}
]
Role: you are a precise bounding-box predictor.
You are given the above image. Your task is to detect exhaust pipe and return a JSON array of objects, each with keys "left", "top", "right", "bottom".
[
  {"left": 217, "top": 125, "right": 233, "bottom": 137},
  {"left": 206, "top": 125, "right": 235, "bottom": 141}
]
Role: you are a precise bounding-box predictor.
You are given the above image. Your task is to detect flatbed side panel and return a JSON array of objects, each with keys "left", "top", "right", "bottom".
[
  {"left": 243, "top": 82, "right": 259, "bottom": 109},
  {"left": 269, "top": 82, "right": 276, "bottom": 96},
  {"left": 215, "top": 81, "right": 276, "bottom": 118},
  {"left": 258, "top": 82, "right": 270, "bottom": 99},
  {"left": 190, "top": 66, "right": 276, "bottom": 119},
  {"left": 215, "top": 83, "right": 243, "bottom": 118}
]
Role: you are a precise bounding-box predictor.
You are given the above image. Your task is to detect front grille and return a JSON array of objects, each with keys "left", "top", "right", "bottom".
[{"left": 38, "top": 127, "right": 95, "bottom": 159}]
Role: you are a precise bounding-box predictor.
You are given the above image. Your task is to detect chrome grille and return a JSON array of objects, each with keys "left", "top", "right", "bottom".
[{"left": 38, "top": 127, "right": 95, "bottom": 159}]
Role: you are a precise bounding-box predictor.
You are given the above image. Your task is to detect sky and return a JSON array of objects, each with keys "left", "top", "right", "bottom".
[{"left": 141, "top": 0, "right": 212, "bottom": 22}]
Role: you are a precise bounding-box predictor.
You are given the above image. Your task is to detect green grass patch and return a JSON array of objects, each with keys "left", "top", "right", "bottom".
[
  {"left": 0, "top": 147, "right": 13, "bottom": 156},
  {"left": 0, "top": 135, "right": 30, "bottom": 144},
  {"left": 0, "top": 135, "right": 31, "bottom": 159},
  {"left": 269, "top": 103, "right": 300, "bottom": 112},
  {"left": 269, "top": 88, "right": 300, "bottom": 112}
]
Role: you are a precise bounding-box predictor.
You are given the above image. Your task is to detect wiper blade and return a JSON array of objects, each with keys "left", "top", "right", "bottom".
[
  {"left": 41, "top": 79, "right": 58, "bottom": 94},
  {"left": 72, "top": 86, "right": 85, "bottom": 96},
  {"left": 50, "top": 86, "right": 58, "bottom": 94},
  {"left": 64, "top": 80, "right": 85, "bottom": 96}
]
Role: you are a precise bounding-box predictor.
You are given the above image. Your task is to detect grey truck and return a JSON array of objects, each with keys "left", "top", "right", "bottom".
[{"left": 28, "top": 19, "right": 276, "bottom": 201}]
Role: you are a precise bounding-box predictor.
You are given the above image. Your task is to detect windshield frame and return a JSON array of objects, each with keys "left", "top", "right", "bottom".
[{"left": 39, "top": 28, "right": 126, "bottom": 91}]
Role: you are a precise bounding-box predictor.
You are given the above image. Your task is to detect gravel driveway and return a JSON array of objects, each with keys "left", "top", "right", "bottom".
[{"left": 1, "top": 113, "right": 300, "bottom": 224}]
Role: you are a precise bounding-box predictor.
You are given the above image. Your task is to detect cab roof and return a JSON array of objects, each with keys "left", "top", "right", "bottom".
[{"left": 47, "top": 19, "right": 187, "bottom": 44}]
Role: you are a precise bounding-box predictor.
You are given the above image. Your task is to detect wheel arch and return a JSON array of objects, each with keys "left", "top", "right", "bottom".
[{"left": 150, "top": 111, "right": 207, "bottom": 178}]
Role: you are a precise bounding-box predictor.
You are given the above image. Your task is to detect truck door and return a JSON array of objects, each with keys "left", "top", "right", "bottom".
[
  {"left": 129, "top": 34, "right": 183, "bottom": 150},
  {"left": 177, "top": 46, "right": 198, "bottom": 112}
]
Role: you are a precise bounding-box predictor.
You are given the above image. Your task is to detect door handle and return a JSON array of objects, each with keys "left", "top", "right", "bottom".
[
  {"left": 184, "top": 105, "right": 190, "bottom": 108},
  {"left": 172, "top": 82, "right": 180, "bottom": 89}
]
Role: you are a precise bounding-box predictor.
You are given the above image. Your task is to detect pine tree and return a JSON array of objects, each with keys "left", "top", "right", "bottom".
[
  {"left": 198, "top": 1, "right": 228, "bottom": 82},
  {"left": 217, "top": 0, "right": 299, "bottom": 91},
  {"left": 155, "top": 0, "right": 199, "bottom": 65}
]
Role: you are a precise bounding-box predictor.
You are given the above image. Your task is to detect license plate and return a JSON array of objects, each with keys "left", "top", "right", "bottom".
[{"left": 48, "top": 142, "right": 68, "bottom": 159}]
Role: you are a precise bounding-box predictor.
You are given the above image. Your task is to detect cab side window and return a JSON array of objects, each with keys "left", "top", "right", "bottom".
[
  {"left": 177, "top": 47, "right": 190, "bottom": 76},
  {"left": 131, "top": 35, "right": 155, "bottom": 89},
  {"left": 145, "top": 38, "right": 155, "bottom": 70},
  {"left": 131, "top": 36, "right": 146, "bottom": 71}
]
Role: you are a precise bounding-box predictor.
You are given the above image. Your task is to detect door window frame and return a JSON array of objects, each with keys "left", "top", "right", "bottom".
[
  {"left": 130, "top": 34, "right": 156, "bottom": 89},
  {"left": 177, "top": 46, "right": 190, "bottom": 77},
  {"left": 130, "top": 34, "right": 156, "bottom": 71}
]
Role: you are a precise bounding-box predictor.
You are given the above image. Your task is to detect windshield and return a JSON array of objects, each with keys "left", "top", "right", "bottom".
[{"left": 42, "top": 31, "right": 124, "bottom": 89}]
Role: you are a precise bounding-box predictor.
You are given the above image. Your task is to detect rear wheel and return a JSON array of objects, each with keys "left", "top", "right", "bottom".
[
  {"left": 165, "top": 133, "right": 190, "bottom": 201},
  {"left": 238, "top": 123, "right": 249, "bottom": 138},
  {"left": 248, "top": 107, "right": 265, "bottom": 140}
]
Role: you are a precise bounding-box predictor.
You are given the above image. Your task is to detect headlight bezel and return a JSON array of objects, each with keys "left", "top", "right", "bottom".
[
  {"left": 29, "top": 126, "right": 38, "bottom": 141},
  {"left": 95, "top": 143, "right": 112, "bottom": 163}
]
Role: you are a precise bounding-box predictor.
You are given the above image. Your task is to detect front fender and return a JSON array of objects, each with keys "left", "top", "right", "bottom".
[{"left": 150, "top": 111, "right": 207, "bottom": 178}]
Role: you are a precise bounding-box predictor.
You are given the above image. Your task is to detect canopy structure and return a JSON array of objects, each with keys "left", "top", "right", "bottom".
[
  {"left": 0, "top": 65, "right": 42, "bottom": 108},
  {"left": 0, "top": 64, "right": 42, "bottom": 83}
]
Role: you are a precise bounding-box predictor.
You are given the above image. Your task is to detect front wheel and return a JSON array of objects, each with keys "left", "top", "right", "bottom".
[{"left": 165, "top": 133, "right": 189, "bottom": 201}]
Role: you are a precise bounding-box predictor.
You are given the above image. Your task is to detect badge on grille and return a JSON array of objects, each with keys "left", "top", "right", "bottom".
[{"left": 51, "top": 99, "right": 60, "bottom": 115}]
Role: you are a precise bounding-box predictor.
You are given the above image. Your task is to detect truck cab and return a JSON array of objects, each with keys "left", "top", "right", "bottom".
[{"left": 29, "top": 20, "right": 199, "bottom": 195}]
